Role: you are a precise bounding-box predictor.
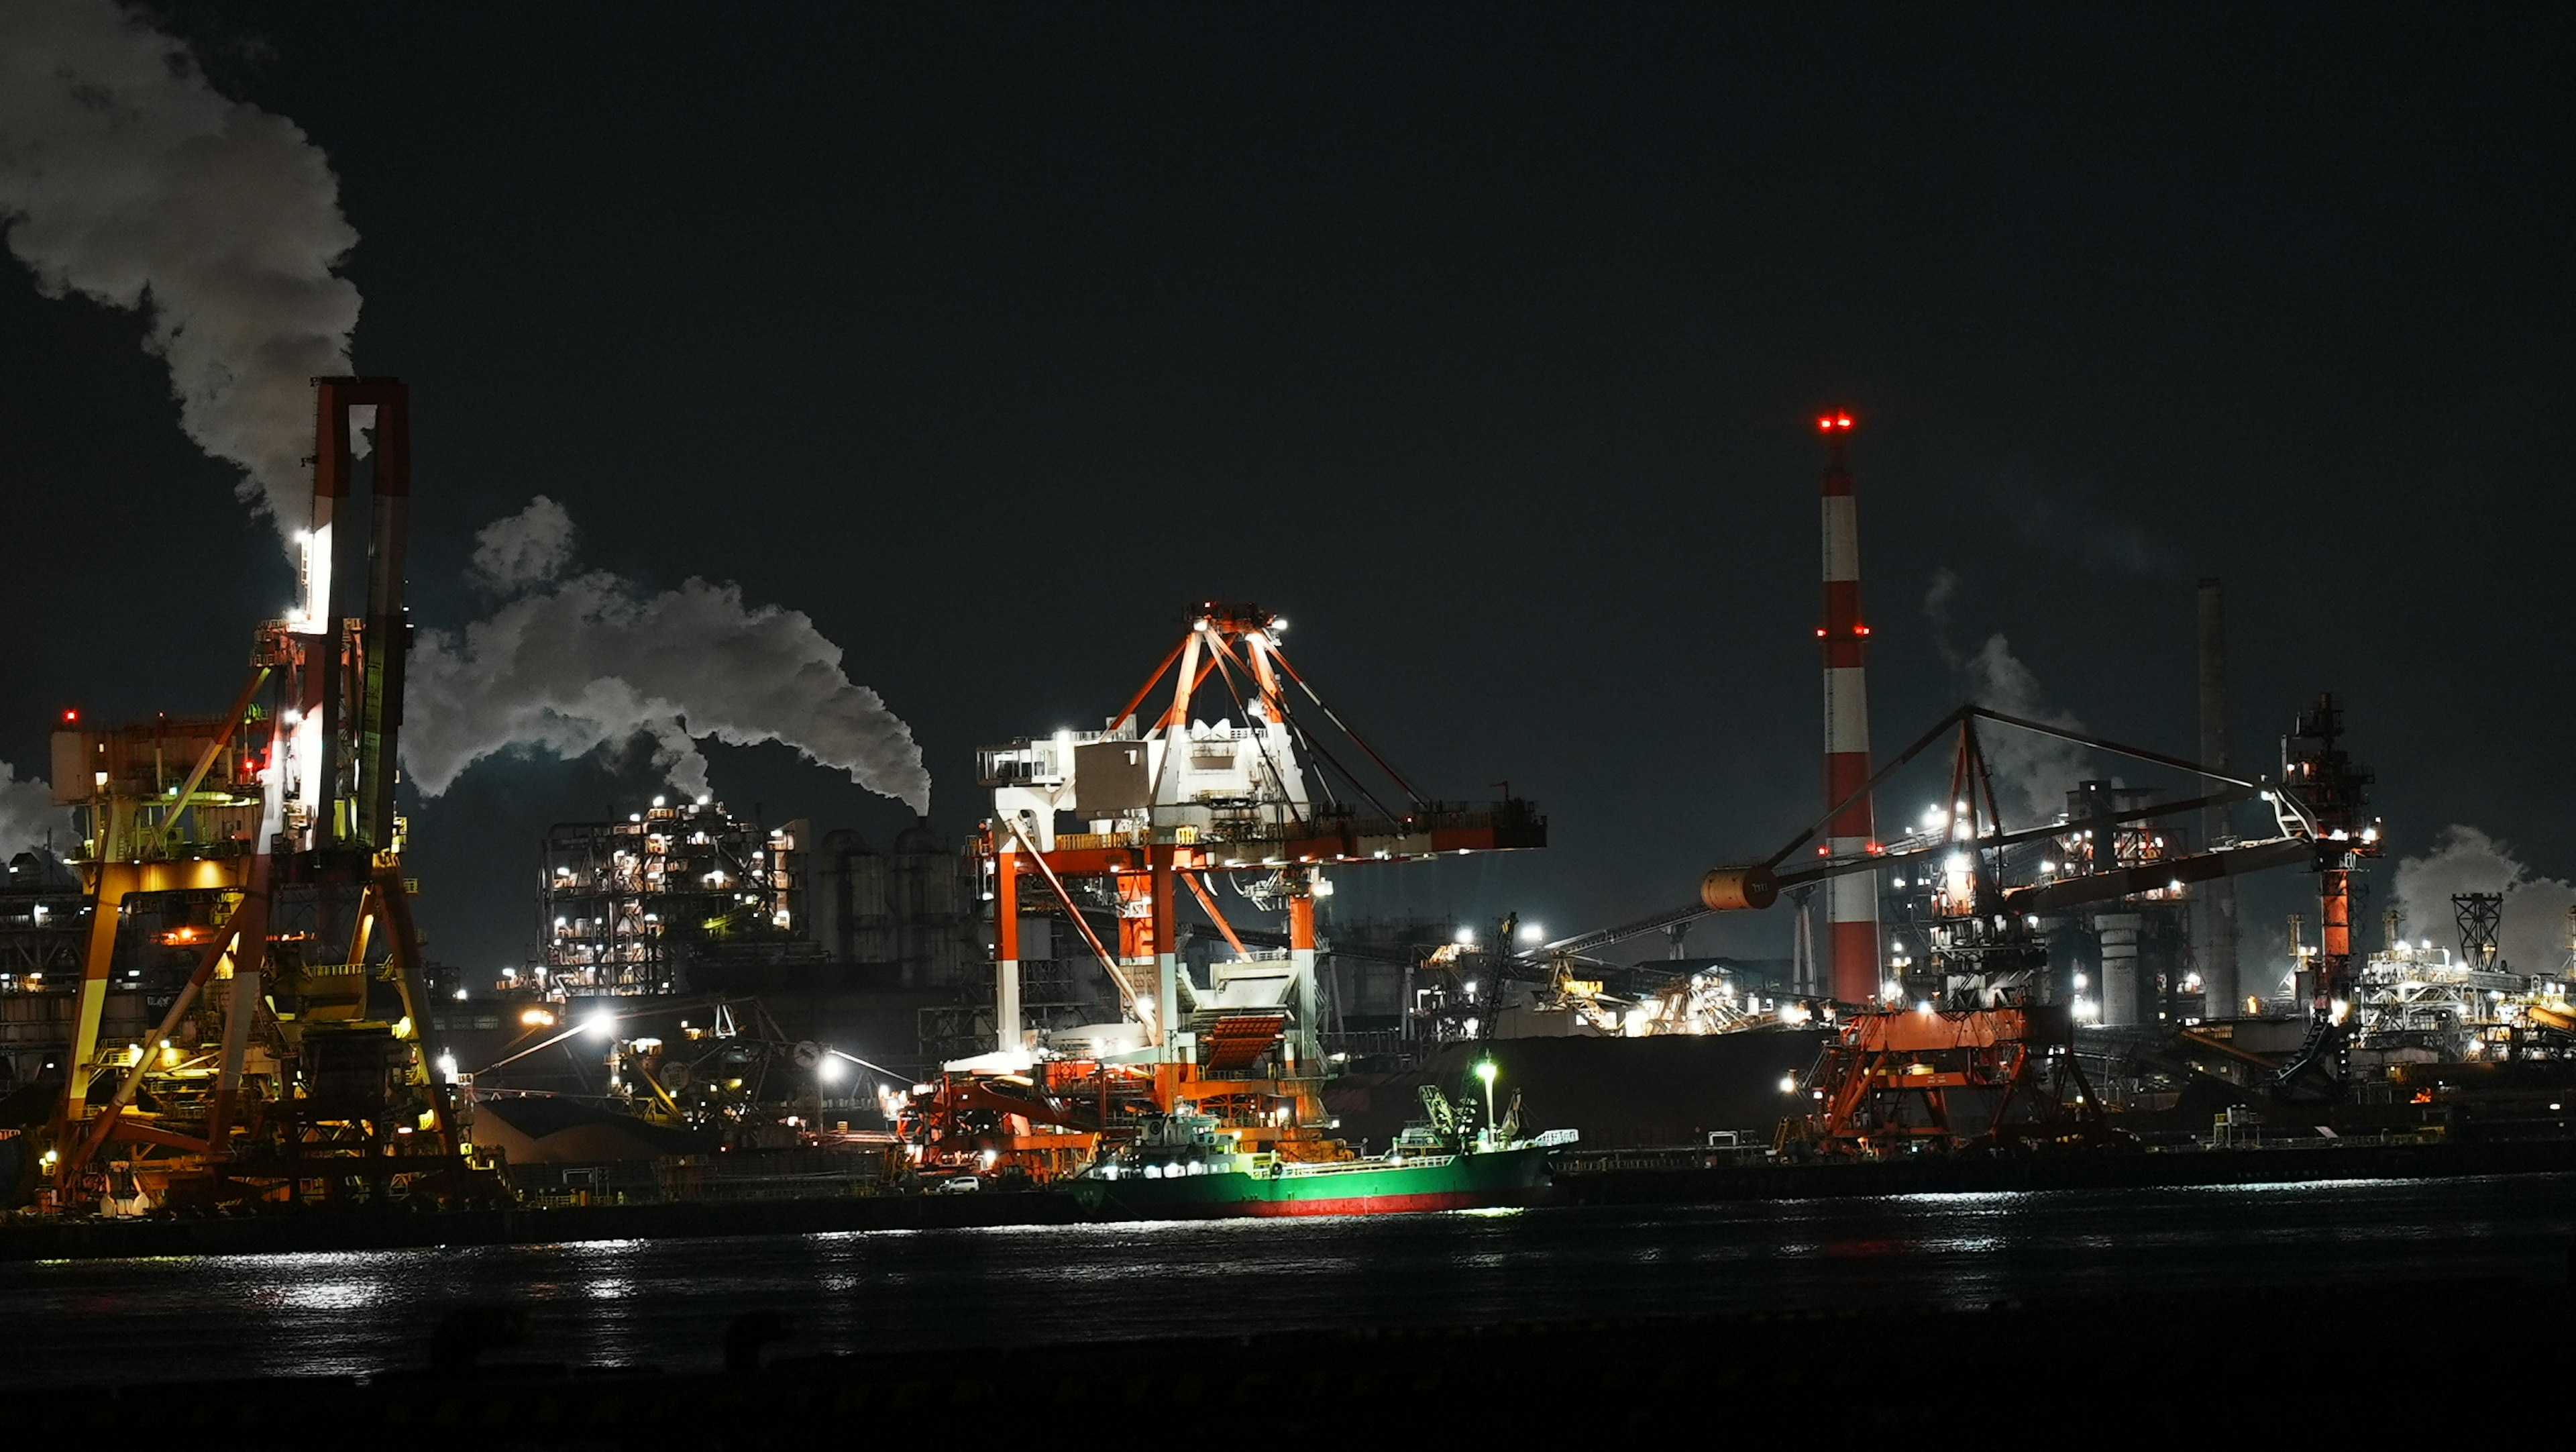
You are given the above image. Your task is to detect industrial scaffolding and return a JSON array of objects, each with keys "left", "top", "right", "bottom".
[{"left": 536, "top": 798, "right": 798, "bottom": 994}]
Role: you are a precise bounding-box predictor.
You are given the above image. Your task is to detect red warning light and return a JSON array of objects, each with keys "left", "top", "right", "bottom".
[
  {"left": 60, "top": 709, "right": 76, "bottom": 724},
  {"left": 1814, "top": 627, "right": 1827, "bottom": 637},
  {"left": 1856, "top": 624, "right": 1871, "bottom": 636},
  {"left": 1817, "top": 416, "right": 1836, "bottom": 431},
  {"left": 1835, "top": 414, "right": 1854, "bottom": 429}
]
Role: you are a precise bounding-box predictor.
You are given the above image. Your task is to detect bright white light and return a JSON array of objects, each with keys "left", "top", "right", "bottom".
[
  {"left": 1778, "top": 1074, "right": 1799, "bottom": 1095},
  {"left": 2074, "top": 973, "right": 2088, "bottom": 989},
  {"left": 585, "top": 1008, "right": 617, "bottom": 1039},
  {"left": 817, "top": 1054, "right": 845, "bottom": 1084},
  {"left": 434, "top": 1052, "right": 460, "bottom": 1084},
  {"left": 652, "top": 794, "right": 666, "bottom": 807},
  {"left": 453, "top": 988, "right": 468, "bottom": 1000},
  {"left": 1519, "top": 923, "right": 1544, "bottom": 943},
  {"left": 1454, "top": 927, "right": 1475, "bottom": 945}
]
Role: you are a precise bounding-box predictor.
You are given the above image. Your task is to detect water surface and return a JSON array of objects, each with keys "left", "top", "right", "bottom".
[{"left": 6, "top": 1173, "right": 2568, "bottom": 1386}]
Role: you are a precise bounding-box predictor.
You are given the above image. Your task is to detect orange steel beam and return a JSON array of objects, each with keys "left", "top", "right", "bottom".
[
  {"left": 1110, "top": 637, "right": 1188, "bottom": 735},
  {"left": 1193, "top": 634, "right": 1305, "bottom": 823},
  {"left": 1183, "top": 874, "right": 1249, "bottom": 958},
  {"left": 1199, "top": 627, "right": 1282, "bottom": 719},
  {"left": 997, "top": 814, "right": 1149, "bottom": 1033},
  {"left": 1167, "top": 627, "right": 1207, "bottom": 733}
]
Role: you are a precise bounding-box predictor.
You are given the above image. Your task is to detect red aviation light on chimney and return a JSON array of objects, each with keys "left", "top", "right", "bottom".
[
  {"left": 59, "top": 709, "right": 76, "bottom": 724},
  {"left": 1819, "top": 413, "right": 1854, "bottom": 431}
]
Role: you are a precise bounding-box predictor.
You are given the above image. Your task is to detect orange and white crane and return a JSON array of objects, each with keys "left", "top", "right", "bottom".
[{"left": 966, "top": 601, "right": 1544, "bottom": 1148}]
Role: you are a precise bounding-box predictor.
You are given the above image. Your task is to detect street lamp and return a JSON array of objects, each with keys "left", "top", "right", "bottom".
[{"left": 1473, "top": 1057, "right": 1499, "bottom": 1145}]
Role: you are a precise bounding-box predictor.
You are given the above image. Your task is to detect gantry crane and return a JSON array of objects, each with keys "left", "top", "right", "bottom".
[
  {"left": 38, "top": 378, "right": 492, "bottom": 1213},
  {"left": 930, "top": 602, "right": 1546, "bottom": 1176},
  {"left": 1654, "top": 698, "right": 2379, "bottom": 1153}
]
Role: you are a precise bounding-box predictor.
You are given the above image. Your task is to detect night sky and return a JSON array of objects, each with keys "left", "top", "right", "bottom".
[{"left": 2, "top": 5, "right": 2569, "bottom": 977}]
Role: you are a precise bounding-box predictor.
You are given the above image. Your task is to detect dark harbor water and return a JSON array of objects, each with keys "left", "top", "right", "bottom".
[{"left": 5, "top": 1174, "right": 2570, "bottom": 1387}]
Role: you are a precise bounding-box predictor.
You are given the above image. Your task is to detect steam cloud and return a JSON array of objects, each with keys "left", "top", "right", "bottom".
[
  {"left": 405, "top": 499, "right": 934, "bottom": 813},
  {"left": 1923, "top": 568, "right": 2091, "bottom": 824},
  {"left": 0, "top": 0, "right": 361, "bottom": 539},
  {"left": 2392, "top": 825, "right": 2575, "bottom": 975},
  {"left": 0, "top": 764, "right": 63, "bottom": 858},
  {"left": 3, "top": 8, "right": 932, "bottom": 819}
]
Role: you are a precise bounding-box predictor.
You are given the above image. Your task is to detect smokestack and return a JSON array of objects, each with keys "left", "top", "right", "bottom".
[
  {"left": 2196, "top": 578, "right": 2241, "bottom": 1016},
  {"left": 1816, "top": 411, "right": 1879, "bottom": 1003}
]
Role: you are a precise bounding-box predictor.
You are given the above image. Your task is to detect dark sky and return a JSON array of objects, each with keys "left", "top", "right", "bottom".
[{"left": 3, "top": 4, "right": 2570, "bottom": 975}]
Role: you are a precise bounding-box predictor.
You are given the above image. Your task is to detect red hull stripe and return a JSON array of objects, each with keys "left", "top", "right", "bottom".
[{"left": 1245, "top": 1190, "right": 1492, "bottom": 1216}]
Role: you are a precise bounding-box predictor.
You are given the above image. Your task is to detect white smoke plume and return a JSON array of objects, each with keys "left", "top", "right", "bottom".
[
  {"left": 1923, "top": 568, "right": 2091, "bottom": 825},
  {"left": 2392, "top": 825, "right": 2576, "bottom": 975},
  {"left": 0, "top": 0, "right": 360, "bottom": 540},
  {"left": 3, "top": 13, "right": 932, "bottom": 819},
  {"left": 0, "top": 764, "right": 64, "bottom": 858},
  {"left": 405, "top": 499, "right": 933, "bottom": 813},
  {"left": 470, "top": 494, "right": 575, "bottom": 591}
]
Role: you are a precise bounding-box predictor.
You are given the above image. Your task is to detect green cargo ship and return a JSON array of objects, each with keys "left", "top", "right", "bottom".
[{"left": 1068, "top": 1111, "right": 1577, "bottom": 1219}]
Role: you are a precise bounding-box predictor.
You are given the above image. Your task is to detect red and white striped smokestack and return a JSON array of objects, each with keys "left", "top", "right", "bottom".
[{"left": 1816, "top": 411, "right": 1880, "bottom": 1003}]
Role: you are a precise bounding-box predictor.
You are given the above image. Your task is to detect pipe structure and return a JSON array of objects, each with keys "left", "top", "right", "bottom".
[
  {"left": 1816, "top": 411, "right": 1880, "bottom": 1002},
  {"left": 2196, "top": 578, "right": 2241, "bottom": 1017}
]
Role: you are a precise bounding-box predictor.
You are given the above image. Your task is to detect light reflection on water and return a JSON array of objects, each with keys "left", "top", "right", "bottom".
[{"left": 1, "top": 1174, "right": 2568, "bottom": 1388}]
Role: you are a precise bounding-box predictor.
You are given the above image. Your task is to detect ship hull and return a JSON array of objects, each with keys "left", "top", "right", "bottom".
[{"left": 1069, "top": 1142, "right": 1557, "bottom": 1220}]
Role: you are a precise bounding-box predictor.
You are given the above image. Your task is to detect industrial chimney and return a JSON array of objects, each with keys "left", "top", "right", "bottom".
[{"left": 1817, "top": 412, "right": 1880, "bottom": 1003}]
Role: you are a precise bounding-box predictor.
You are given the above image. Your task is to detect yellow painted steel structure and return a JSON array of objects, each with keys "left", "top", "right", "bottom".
[{"left": 40, "top": 378, "right": 479, "bottom": 1213}]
